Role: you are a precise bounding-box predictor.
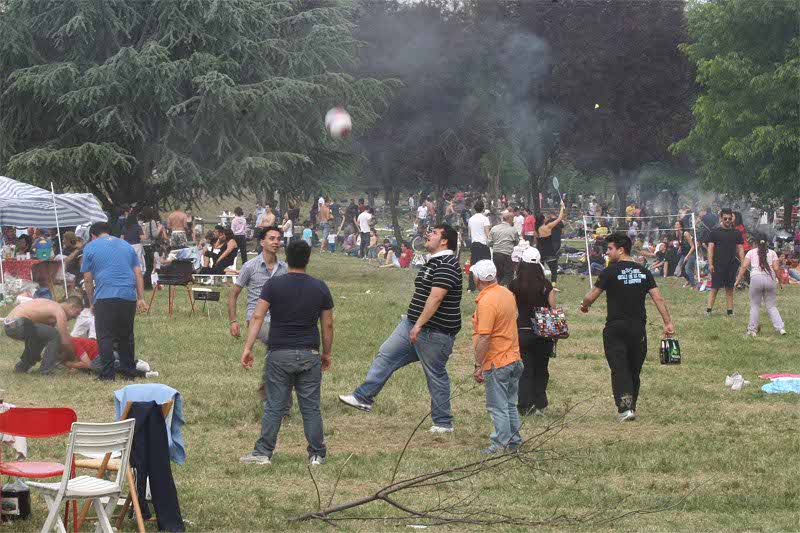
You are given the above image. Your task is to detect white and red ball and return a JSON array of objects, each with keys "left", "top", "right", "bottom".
[{"left": 325, "top": 107, "right": 352, "bottom": 139}]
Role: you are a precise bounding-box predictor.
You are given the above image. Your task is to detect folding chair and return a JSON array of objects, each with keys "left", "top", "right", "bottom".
[
  {"left": 28, "top": 419, "right": 135, "bottom": 533},
  {"left": 0, "top": 408, "right": 78, "bottom": 531},
  {"left": 73, "top": 400, "right": 174, "bottom": 533}
]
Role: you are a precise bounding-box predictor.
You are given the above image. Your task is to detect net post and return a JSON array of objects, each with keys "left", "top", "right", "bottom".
[
  {"left": 691, "top": 212, "right": 700, "bottom": 286},
  {"left": 583, "top": 216, "right": 593, "bottom": 288}
]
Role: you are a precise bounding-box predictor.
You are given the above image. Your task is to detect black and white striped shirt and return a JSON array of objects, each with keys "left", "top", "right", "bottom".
[{"left": 407, "top": 250, "right": 462, "bottom": 335}]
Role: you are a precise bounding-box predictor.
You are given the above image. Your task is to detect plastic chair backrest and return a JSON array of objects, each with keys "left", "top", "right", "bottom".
[
  {"left": 0, "top": 407, "right": 77, "bottom": 438},
  {"left": 58, "top": 420, "right": 135, "bottom": 494}
]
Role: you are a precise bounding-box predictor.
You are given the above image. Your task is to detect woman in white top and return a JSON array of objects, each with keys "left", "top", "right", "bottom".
[
  {"left": 735, "top": 238, "right": 785, "bottom": 336},
  {"left": 282, "top": 213, "right": 293, "bottom": 247}
]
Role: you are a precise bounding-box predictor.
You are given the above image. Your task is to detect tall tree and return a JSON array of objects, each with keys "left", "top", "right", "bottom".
[
  {"left": 672, "top": 0, "right": 800, "bottom": 227},
  {"left": 0, "top": 0, "right": 391, "bottom": 209}
]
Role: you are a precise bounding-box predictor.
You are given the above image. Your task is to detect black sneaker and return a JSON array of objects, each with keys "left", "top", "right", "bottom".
[{"left": 14, "top": 363, "right": 31, "bottom": 374}]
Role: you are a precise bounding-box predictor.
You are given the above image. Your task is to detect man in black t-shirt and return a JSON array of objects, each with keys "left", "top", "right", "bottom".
[
  {"left": 339, "top": 224, "right": 462, "bottom": 433},
  {"left": 705, "top": 208, "right": 744, "bottom": 317},
  {"left": 239, "top": 240, "right": 334, "bottom": 466},
  {"left": 581, "top": 233, "right": 674, "bottom": 422}
]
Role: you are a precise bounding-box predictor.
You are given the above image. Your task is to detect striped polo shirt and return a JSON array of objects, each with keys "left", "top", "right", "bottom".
[{"left": 407, "top": 250, "right": 462, "bottom": 335}]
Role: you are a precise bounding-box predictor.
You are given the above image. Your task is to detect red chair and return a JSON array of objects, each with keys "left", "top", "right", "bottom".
[{"left": 0, "top": 407, "right": 78, "bottom": 530}]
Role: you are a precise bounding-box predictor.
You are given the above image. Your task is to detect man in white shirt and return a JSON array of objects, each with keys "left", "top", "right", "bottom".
[
  {"left": 408, "top": 195, "right": 415, "bottom": 209},
  {"left": 467, "top": 200, "right": 491, "bottom": 292},
  {"left": 357, "top": 208, "right": 373, "bottom": 259},
  {"left": 589, "top": 199, "right": 598, "bottom": 218},
  {"left": 512, "top": 207, "right": 524, "bottom": 238},
  {"left": 416, "top": 203, "right": 429, "bottom": 231}
]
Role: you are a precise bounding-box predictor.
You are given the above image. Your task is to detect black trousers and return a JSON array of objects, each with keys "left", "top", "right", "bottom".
[
  {"left": 602, "top": 322, "right": 647, "bottom": 413},
  {"left": 518, "top": 329, "right": 554, "bottom": 412},
  {"left": 493, "top": 252, "right": 514, "bottom": 286},
  {"left": 468, "top": 242, "right": 491, "bottom": 290},
  {"left": 94, "top": 298, "right": 137, "bottom": 380},
  {"left": 235, "top": 235, "right": 248, "bottom": 265}
]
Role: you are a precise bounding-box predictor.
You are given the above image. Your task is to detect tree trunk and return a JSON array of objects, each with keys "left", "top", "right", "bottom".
[
  {"left": 388, "top": 184, "right": 403, "bottom": 244},
  {"left": 530, "top": 175, "right": 542, "bottom": 216},
  {"left": 367, "top": 189, "right": 377, "bottom": 208},
  {"left": 783, "top": 195, "right": 795, "bottom": 230},
  {"left": 615, "top": 172, "right": 628, "bottom": 219}
]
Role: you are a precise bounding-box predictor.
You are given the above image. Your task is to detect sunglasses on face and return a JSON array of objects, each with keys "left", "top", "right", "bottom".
[{"left": 722, "top": 217, "right": 733, "bottom": 222}]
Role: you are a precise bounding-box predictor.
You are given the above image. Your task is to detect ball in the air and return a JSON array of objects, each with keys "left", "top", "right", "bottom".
[{"left": 325, "top": 107, "right": 352, "bottom": 139}]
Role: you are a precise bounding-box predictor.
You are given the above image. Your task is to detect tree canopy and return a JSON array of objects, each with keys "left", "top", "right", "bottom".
[
  {"left": 0, "top": 0, "right": 392, "bottom": 209},
  {"left": 672, "top": 0, "right": 800, "bottom": 205}
]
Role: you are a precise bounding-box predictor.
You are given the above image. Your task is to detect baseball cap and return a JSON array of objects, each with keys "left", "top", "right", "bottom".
[
  {"left": 521, "top": 247, "right": 541, "bottom": 264},
  {"left": 471, "top": 260, "right": 497, "bottom": 282}
]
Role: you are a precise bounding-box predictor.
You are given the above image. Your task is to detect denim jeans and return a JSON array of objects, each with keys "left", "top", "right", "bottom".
[
  {"left": 683, "top": 254, "right": 697, "bottom": 286},
  {"left": 320, "top": 223, "right": 330, "bottom": 244},
  {"left": 254, "top": 349, "right": 326, "bottom": 458},
  {"left": 3, "top": 318, "right": 61, "bottom": 374},
  {"left": 353, "top": 319, "right": 455, "bottom": 428},
  {"left": 483, "top": 360, "right": 523, "bottom": 450}
]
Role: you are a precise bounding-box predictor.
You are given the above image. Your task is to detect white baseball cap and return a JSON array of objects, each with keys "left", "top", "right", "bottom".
[
  {"left": 471, "top": 260, "right": 497, "bottom": 282},
  {"left": 521, "top": 247, "right": 542, "bottom": 264}
]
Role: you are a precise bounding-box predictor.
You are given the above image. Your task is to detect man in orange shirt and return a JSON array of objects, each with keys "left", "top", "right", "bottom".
[{"left": 471, "top": 260, "right": 524, "bottom": 454}]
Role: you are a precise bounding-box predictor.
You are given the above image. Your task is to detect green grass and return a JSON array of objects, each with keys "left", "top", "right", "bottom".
[{"left": 1, "top": 253, "right": 799, "bottom": 531}]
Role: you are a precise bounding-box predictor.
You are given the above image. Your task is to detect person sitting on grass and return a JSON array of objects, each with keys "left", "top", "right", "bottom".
[{"left": 379, "top": 241, "right": 414, "bottom": 269}]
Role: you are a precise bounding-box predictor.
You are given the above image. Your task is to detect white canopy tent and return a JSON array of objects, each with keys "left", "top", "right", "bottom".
[{"left": 0, "top": 176, "right": 108, "bottom": 294}]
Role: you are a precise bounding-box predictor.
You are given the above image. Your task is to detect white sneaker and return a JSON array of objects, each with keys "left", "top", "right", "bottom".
[
  {"left": 429, "top": 425, "right": 455, "bottom": 434},
  {"left": 338, "top": 394, "right": 372, "bottom": 412},
  {"left": 309, "top": 455, "right": 326, "bottom": 466},
  {"left": 239, "top": 452, "right": 271, "bottom": 465},
  {"left": 145, "top": 371, "right": 159, "bottom": 379},
  {"left": 617, "top": 410, "right": 636, "bottom": 422},
  {"left": 746, "top": 330, "right": 757, "bottom": 337},
  {"left": 779, "top": 329, "right": 787, "bottom": 335}
]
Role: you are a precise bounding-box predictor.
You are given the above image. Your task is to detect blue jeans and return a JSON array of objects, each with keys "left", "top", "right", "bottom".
[
  {"left": 683, "top": 254, "right": 697, "bottom": 286},
  {"left": 321, "top": 223, "right": 330, "bottom": 244},
  {"left": 483, "top": 360, "right": 524, "bottom": 451},
  {"left": 353, "top": 319, "right": 455, "bottom": 428},
  {"left": 789, "top": 269, "right": 800, "bottom": 282},
  {"left": 254, "top": 349, "right": 326, "bottom": 458}
]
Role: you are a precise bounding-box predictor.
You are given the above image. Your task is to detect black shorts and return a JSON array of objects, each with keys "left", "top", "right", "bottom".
[{"left": 712, "top": 264, "right": 737, "bottom": 289}]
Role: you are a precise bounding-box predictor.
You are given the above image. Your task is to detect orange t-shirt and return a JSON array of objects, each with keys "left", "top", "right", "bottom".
[{"left": 472, "top": 283, "right": 521, "bottom": 371}]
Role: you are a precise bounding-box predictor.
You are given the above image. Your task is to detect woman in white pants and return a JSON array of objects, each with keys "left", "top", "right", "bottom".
[{"left": 735, "top": 239, "right": 786, "bottom": 336}]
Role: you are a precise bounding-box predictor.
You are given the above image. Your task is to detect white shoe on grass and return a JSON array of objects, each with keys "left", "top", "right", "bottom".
[
  {"left": 239, "top": 452, "right": 271, "bottom": 465},
  {"left": 779, "top": 329, "right": 787, "bottom": 335},
  {"left": 617, "top": 410, "right": 636, "bottom": 422},
  {"left": 338, "top": 394, "right": 372, "bottom": 412},
  {"left": 309, "top": 455, "right": 325, "bottom": 466},
  {"left": 429, "top": 425, "right": 454, "bottom": 434},
  {"left": 725, "top": 372, "right": 741, "bottom": 387}
]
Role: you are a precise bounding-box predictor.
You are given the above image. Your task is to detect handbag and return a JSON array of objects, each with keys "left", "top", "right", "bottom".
[{"left": 530, "top": 307, "right": 569, "bottom": 339}]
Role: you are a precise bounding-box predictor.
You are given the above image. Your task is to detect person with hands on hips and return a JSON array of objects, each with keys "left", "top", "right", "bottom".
[
  {"left": 239, "top": 240, "right": 334, "bottom": 466},
  {"left": 580, "top": 233, "right": 674, "bottom": 423}
]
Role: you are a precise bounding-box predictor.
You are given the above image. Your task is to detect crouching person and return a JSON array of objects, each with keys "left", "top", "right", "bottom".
[{"left": 470, "top": 260, "right": 524, "bottom": 454}]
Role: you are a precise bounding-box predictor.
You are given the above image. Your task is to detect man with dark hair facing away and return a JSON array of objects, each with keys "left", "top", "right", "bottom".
[
  {"left": 339, "top": 224, "right": 463, "bottom": 434},
  {"left": 580, "top": 233, "right": 674, "bottom": 422},
  {"left": 239, "top": 240, "right": 334, "bottom": 466}
]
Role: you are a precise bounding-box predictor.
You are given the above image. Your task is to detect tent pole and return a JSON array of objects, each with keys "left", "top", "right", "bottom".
[
  {"left": 583, "top": 216, "right": 593, "bottom": 289},
  {"left": 51, "top": 182, "right": 69, "bottom": 296}
]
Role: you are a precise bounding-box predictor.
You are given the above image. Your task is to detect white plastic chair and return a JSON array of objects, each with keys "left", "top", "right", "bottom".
[{"left": 28, "top": 419, "right": 136, "bottom": 533}]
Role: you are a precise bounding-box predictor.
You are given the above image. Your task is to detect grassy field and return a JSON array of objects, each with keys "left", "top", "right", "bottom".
[{"left": 1, "top": 252, "right": 799, "bottom": 531}]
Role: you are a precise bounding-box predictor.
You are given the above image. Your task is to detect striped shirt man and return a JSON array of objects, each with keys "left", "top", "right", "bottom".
[{"left": 407, "top": 250, "right": 462, "bottom": 335}]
